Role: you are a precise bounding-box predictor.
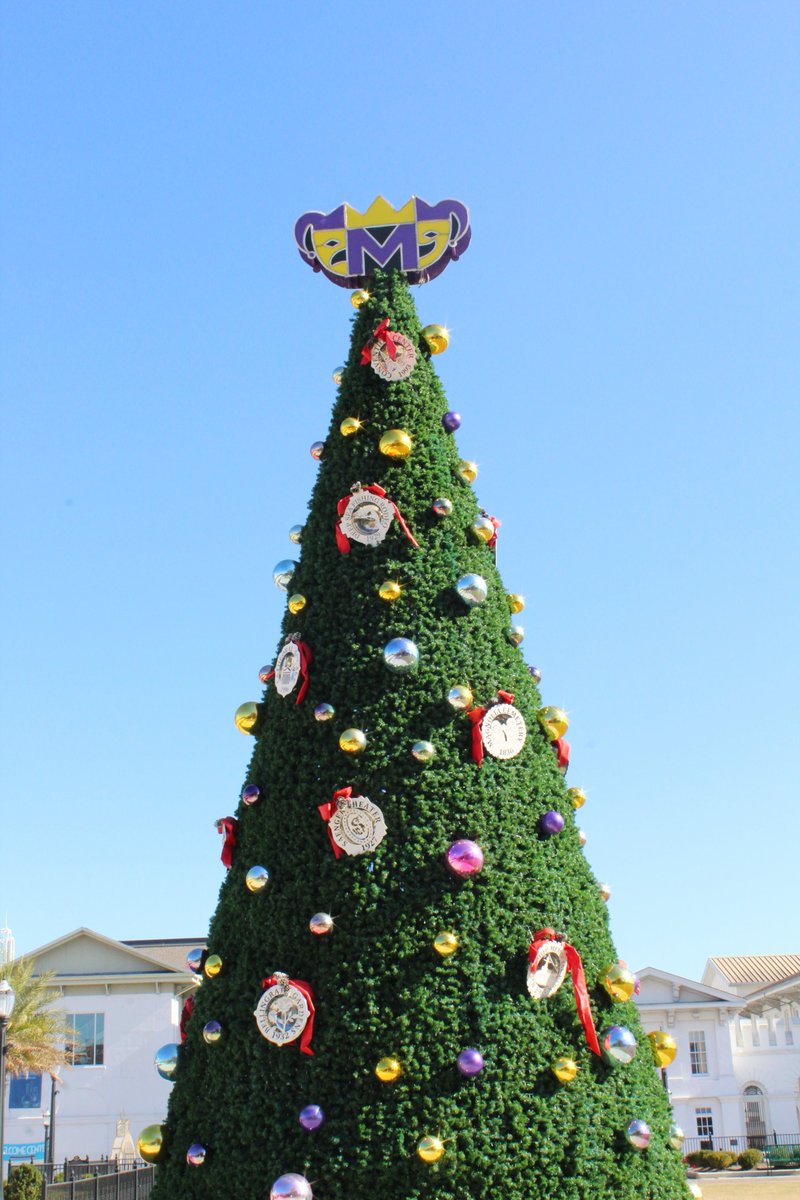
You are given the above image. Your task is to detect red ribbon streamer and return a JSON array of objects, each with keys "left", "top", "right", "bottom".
[
  {"left": 467, "top": 691, "right": 515, "bottom": 766},
  {"left": 335, "top": 484, "right": 419, "bottom": 554},
  {"left": 216, "top": 817, "right": 238, "bottom": 869},
  {"left": 528, "top": 929, "right": 600, "bottom": 1056},
  {"left": 552, "top": 737, "right": 570, "bottom": 771},
  {"left": 261, "top": 976, "right": 316, "bottom": 1056},
  {"left": 261, "top": 638, "right": 313, "bottom": 706},
  {"left": 484, "top": 513, "right": 501, "bottom": 550},
  {"left": 317, "top": 786, "right": 351, "bottom": 859},
  {"left": 179, "top": 993, "right": 195, "bottom": 1043},
  {"left": 360, "top": 317, "right": 397, "bottom": 365}
]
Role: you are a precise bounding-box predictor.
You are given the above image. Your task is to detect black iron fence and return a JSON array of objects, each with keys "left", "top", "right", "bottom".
[
  {"left": 40, "top": 1165, "right": 155, "bottom": 1199},
  {"left": 682, "top": 1132, "right": 800, "bottom": 1169}
]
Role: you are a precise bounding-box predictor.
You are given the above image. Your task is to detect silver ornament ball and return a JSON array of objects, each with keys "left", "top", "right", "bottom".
[
  {"left": 455, "top": 573, "right": 488, "bottom": 607},
  {"left": 383, "top": 637, "right": 419, "bottom": 673},
  {"left": 273, "top": 560, "right": 299, "bottom": 591}
]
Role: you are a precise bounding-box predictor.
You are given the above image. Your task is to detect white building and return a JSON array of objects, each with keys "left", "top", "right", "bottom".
[{"left": 2, "top": 928, "right": 200, "bottom": 1169}]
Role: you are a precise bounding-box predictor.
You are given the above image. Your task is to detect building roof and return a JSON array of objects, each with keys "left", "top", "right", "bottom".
[
  {"left": 740, "top": 972, "right": 800, "bottom": 1017},
  {"left": 123, "top": 938, "right": 207, "bottom": 972},
  {"left": 708, "top": 954, "right": 800, "bottom": 985}
]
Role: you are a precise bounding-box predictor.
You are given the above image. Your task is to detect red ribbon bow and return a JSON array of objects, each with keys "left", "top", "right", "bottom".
[
  {"left": 335, "top": 483, "right": 419, "bottom": 554},
  {"left": 261, "top": 637, "right": 313, "bottom": 705},
  {"left": 360, "top": 317, "right": 397, "bottom": 365},
  {"left": 483, "top": 512, "right": 501, "bottom": 550},
  {"left": 467, "top": 691, "right": 515, "bottom": 766},
  {"left": 317, "top": 786, "right": 351, "bottom": 859},
  {"left": 215, "top": 817, "right": 238, "bottom": 869},
  {"left": 261, "top": 976, "right": 316, "bottom": 1056},
  {"left": 552, "top": 737, "right": 570, "bottom": 771},
  {"left": 528, "top": 928, "right": 600, "bottom": 1056},
  {"left": 179, "top": 992, "right": 195, "bottom": 1042}
]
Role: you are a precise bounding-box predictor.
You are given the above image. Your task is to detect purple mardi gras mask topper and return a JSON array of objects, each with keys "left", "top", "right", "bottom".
[{"left": 294, "top": 195, "right": 471, "bottom": 288}]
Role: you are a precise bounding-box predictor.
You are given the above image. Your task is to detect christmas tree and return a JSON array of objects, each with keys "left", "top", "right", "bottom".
[{"left": 146, "top": 197, "right": 691, "bottom": 1200}]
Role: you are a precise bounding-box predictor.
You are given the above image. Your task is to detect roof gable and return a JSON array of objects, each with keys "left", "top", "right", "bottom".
[
  {"left": 635, "top": 966, "right": 741, "bottom": 1007},
  {"left": 24, "top": 928, "right": 188, "bottom": 977},
  {"left": 704, "top": 954, "right": 800, "bottom": 987}
]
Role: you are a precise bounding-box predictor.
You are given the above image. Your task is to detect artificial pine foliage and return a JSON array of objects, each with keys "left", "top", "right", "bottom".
[{"left": 151, "top": 269, "right": 690, "bottom": 1200}]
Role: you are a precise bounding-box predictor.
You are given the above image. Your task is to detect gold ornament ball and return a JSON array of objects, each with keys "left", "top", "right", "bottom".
[
  {"left": 137, "top": 1125, "right": 165, "bottom": 1164},
  {"left": 447, "top": 684, "right": 474, "bottom": 711},
  {"left": 204, "top": 954, "right": 222, "bottom": 979},
  {"left": 332, "top": 368, "right": 344, "bottom": 385},
  {"left": 598, "top": 961, "right": 636, "bottom": 1002},
  {"left": 421, "top": 324, "right": 449, "bottom": 354},
  {"left": 245, "top": 866, "right": 270, "bottom": 894},
  {"left": 417, "top": 1136, "right": 445, "bottom": 1163},
  {"left": 567, "top": 787, "right": 586, "bottom": 810},
  {"left": 458, "top": 459, "right": 478, "bottom": 483},
  {"left": 339, "top": 728, "right": 367, "bottom": 754},
  {"left": 669, "top": 1122, "right": 685, "bottom": 1151},
  {"left": 411, "top": 740, "right": 435, "bottom": 763},
  {"left": 288, "top": 593, "right": 307, "bottom": 615},
  {"left": 598, "top": 882, "right": 611, "bottom": 902},
  {"left": 551, "top": 1057, "right": 579, "bottom": 1084},
  {"left": 378, "top": 580, "right": 403, "bottom": 602},
  {"left": 340, "top": 416, "right": 362, "bottom": 437},
  {"left": 234, "top": 702, "right": 259, "bottom": 735},
  {"left": 537, "top": 705, "right": 569, "bottom": 740},
  {"left": 288, "top": 524, "right": 303, "bottom": 545},
  {"left": 470, "top": 515, "right": 495, "bottom": 543},
  {"left": 375, "top": 1057, "right": 402, "bottom": 1082},
  {"left": 351, "top": 288, "right": 371, "bottom": 308},
  {"left": 379, "top": 429, "right": 413, "bottom": 460},
  {"left": 648, "top": 1031, "right": 678, "bottom": 1069},
  {"left": 433, "top": 931, "right": 459, "bottom": 957},
  {"left": 507, "top": 624, "right": 525, "bottom": 647},
  {"left": 507, "top": 593, "right": 525, "bottom": 614}
]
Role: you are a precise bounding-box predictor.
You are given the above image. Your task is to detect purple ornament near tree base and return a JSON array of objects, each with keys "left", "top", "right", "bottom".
[
  {"left": 446, "top": 839, "right": 484, "bottom": 877},
  {"left": 442, "top": 411, "right": 461, "bottom": 433},
  {"left": 299, "top": 1104, "right": 325, "bottom": 1131},
  {"left": 538, "top": 811, "right": 565, "bottom": 837},
  {"left": 457, "top": 1048, "right": 485, "bottom": 1077}
]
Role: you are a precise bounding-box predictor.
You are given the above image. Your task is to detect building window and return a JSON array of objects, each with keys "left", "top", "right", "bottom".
[
  {"left": 67, "top": 1013, "right": 105, "bottom": 1066},
  {"left": 9, "top": 1073, "right": 42, "bottom": 1109},
  {"left": 696, "top": 1108, "right": 714, "bottom": 1144},
  {"left": 689, "top": 1030, "right": 709, "bottom": 1075}
]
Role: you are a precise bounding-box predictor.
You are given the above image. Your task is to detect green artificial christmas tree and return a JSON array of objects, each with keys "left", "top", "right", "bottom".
[{"left": 147, "top": 197, "right": 692, "bottom": 1200}]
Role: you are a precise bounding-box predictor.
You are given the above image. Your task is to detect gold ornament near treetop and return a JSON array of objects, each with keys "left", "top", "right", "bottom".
[
  {"left": 551, "top": 1057, "right": 579, "bottom": 1084},
  {"left": 375, "top": 1057, "right": 402, "bottom": 1082},
  {"left": 598, "top": 961, "right": 636, "bottom": 1002},
  {"left": 378, "top": 580, "right": 403, "bottom": 602},
  {"left": 340, "top": 416, "right": 362, "bottom": 437},
  {"left": 379, "top": 429, "right": 413, "bottom": 459},
  {"left": 647, "top": 1031, "right": 677, "bottom": 1069},
  {"left": 507, "top": 593, "right": 525, "bottom": 614},
  {"left": 537, "top": 706, "right": 569, "bottom": 740},
  {"left": 288, "top": 594, "right": 307, "bottom": 615},
  {"left": 417, "top": 1136, "right": 445, "bottom": 1163},
  {"left": 234, "top": 702, "right": 259, "bottom": 734},
  {"left": 351, "top": 289, "right": 371, "bottom": 308},
  {"left": 471, "top": 516, "right": 495, "bottom": 543},
  {"left": 339, "top": 728, "right": 367, "bottom": 754},
  {"left": 447, "top": 685, "right": 474, "bottom": 711},
  {"left": 458, "top": 460, "right": 478, "bottom": 483},
  {"left": 204, "top": 954, "right": 222, "bottom": 979},
  {"left": 433, "top": 931, "right": 459, "bottom": 957},
  {"left": 567, "top": 787, "right": 586, "bottom": 809},
  {"left": 421, "top": 323, "right": 450, "bottom": 354},
  {"left": 136, "top": 1125, "right": 165, "bottom": 1164}
]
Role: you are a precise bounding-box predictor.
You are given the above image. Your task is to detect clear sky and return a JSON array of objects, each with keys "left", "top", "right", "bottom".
[{"left": 1, "top": 3, "right": 798, "bottom": 983}]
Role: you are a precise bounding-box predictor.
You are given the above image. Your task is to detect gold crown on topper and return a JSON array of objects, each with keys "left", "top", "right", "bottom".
[{"left": 294, "top": 195, "right": 471, "bottom": 288}]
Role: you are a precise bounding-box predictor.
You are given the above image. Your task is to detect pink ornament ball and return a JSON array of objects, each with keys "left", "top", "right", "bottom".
[{"left": 446, "top": 839, "right": 484, "bottom": 877}]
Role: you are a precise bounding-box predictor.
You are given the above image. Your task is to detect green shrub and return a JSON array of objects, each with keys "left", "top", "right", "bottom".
[
  {"left": 6, "top": 1162, "right": 43, "bottom": 1200},
  {"left": 685, "top": 1149, "right": 736, "bottom": 1170},
  {"left": 737, "top": 1148, "right": 763, "bottom": 1169}
]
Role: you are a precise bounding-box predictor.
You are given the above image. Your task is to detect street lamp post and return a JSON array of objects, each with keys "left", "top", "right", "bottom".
[
  {"left": 0, "top": 979, "right": 17, "bottom": 1200},
  {"left": 42, "top": 1110, "right": 50, "bottom": 1176}
]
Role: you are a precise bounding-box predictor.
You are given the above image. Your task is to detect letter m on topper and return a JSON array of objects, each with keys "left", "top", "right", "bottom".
[{"left": 294, "top": 196, "right": 471, "bottom": 288}]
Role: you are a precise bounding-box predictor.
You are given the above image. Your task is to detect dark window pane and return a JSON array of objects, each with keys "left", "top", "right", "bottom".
[{"left": 9, "top": 1074, "right": 42, "bottom": 1108}]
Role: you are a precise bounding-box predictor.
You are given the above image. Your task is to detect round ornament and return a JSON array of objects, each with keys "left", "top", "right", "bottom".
[
  {"left": 204, "top": 954, "right": 222, "bottom": 979},
  {"left": 234, "top": 702, "right": 259, "bottom": 734},
  {"left": 245, "top": 865, "right": 270, "bottom": 893},
  {"left": 351, "top": 288, "right": 371, "bottom": 308},
  {"left": 600, "top": 1025, "right": 637, "bottom": 1066},
  {"left": 186, "top": 1143, "right": 206, "bottom": 1166},
  {"left": 379, "top": 428, "right": 413, "bottom": 459},
  {"left": 458, "top": 460, "right": 478, "bottom": 483},
  {"left": 442, "top": 410, "right": 460, "bottom": 432},
  {"left": 411, "top": 740, "right": 435, "bottom": 763},
  {"left": 273, "top": 560, "right": 299, "bottom": 592},
  {"left": 508, "top": 624, "right": 525, "bottom": 646},
  {"left": 254, "top": 975, "right": 311, "bottom": 1049},
  {"left": 599, "top": 882, "right": 611, "bottom": 902},
  {"left": 648, "top": 1031, "right": 677, "bottom": 1069},
  {"left": 339, "top": 487, "right": 395, "bottom": 547},
  {"left": 259, "top": 664, "right": 273, "bottom": 684},
  {"left": 328, "top": 793, "right": 387, "bottom": 857},
  {"left": 154, "top": 1043, "right": 179, "bottom": 1080},
  {"left": 578, "top": 829, "right": 587, "bottom": 846},
  {"left": 447, "top": 685, "right": 473, "bottom": 711},
  {"left": 202, "top": 1021, "right": 222, "bottom": 1045},
  {"left": 340, "top": 416, "right": 362, "bottom": 437},
  {"left": 529, "top": 665, "right": 542, "bottom": 685},
  {"left": 270, "top": 1174, "right": 313, "bottom": 1200},
  {"left": 375, "top": 1057, "right": 402, "bottom": 1082},
  {"left": 433, "top": 931, "right": 459, "bottom": 957},
  {"left": 446, "top": 839, "right": 484, "bottom": 877},
  {"left": 598, "top": 962, "right": 635, "bottom": 1002},
  {"left": 299, "top": 1104, "right": 325, "bottom": 1131},
  {"left": 288, "top": 593, "right": 306, "bottom": 615},
  {"left": 567, "top": 787, "right": 586, "bottom": 809},
  {"left": 668, "top": 1122, "right": 685, "bottom": 1150},
  {"left": 431, "top": 497, "right": 453, "bottom": 517},
  {"left": 137, "top": 1125, "right": 165, "bottom": 1164},
  {"left": 423, "top": 324, "right": 450, "bottom": 354},
  {"left": 417, "top": 1136, "right": 445, "bottom": 1163},
  {"left": 309, "top": 912, "right": 334, "bottom": 936},
  {"left": 288, "top": 524, "right": 303, "bottom": 545},
  {"left": 378, "top": 580, "right": 402, "bottom": 602},
  {"left": 537, "top": 706, "right": 568, "bottom": 740},
  {"left": 538, "top": 810, "right": 565, "bottom": 837},
  {"left": 310, "top": 440, "right": 325, "bottom": 460},
  {"left": 186, "top": 947, "right": 204, "bottom": 973},
  {"left": 457, "top": 1049, "right": 484, "bottom": 1077},
  {"left": 633, "top": 975, "right": 641, "bottom": 995},
  {"left": 371, "top": 331, "right": 417, "bottom": 381},
  {"left": 625, "top": 1120, "right": 651, "bottom": 1150},
  {"left": 339, "top": 728, "right": 367, "bottom": 754},
  {"left": 471, "top": 515, "right": 495, "bottom": 543},
  {"left": 455, "top": 573, "right": 488, "bottom": 606},
  {"left": 507, "top": 593, "right": 525, "bottom": 613},
  {"left": 241, "top": 784, "right": 260, "bottom": 806},
  {"left": 332, "top": 367, "right": 344, "bottom": 385},
  {"left": 527, "top": 936, "right": 568, "bottom": 1000},
  {"left": 314, "top": 702, "right": 335, "bottom": 722},
  {"left": 274, "top": 640, "right": 302, "bottom": 698},
  {"left": 481, "top": 702, "right": 528, "bottom": 760},
  {"left": 551, "top": 1057, "right": 578, "bottom": 1084},
  {"left": 383, "top": 637, "right": 419, "bottom": 673}
]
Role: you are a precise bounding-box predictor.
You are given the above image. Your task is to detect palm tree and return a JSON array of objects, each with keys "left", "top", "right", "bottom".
[{"left": 2, "top": 957, "right": 71, "bottom": 1077}]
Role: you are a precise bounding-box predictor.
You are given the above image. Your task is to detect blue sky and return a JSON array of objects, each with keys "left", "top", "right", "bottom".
[{"left": 1, "top": 3, "right": 798, "bottom": 982}]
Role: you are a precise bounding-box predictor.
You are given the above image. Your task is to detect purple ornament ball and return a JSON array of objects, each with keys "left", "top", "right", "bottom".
[
  {"left": 538, "top": 810, "right": 565, "bottom": 837},
  {"left": 446, "top": 839, "right": 484, "bottom": 877},
  {"left": 241, "top": 784, "right": 260, "bottom": 806},
  {"left": 442, "top": 411, "right": 461, "bottom": 433},
  {"left": 457, "top": 1048, "right": 485, "bottom": 1077},
  {"left": 529, "top": 665, "right": 542, "bottom": 684},
  {"left": 299, "top": 1104, "right": 325, "bottom": 1131}
]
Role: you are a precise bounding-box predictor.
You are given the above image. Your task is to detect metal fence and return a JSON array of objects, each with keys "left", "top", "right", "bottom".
[
  {"left": 682, "top": 1132, "right": 800, "bottom": 1155},
  {"left": 40, "top": 1165, "right": 155, "bottom": 1200}
]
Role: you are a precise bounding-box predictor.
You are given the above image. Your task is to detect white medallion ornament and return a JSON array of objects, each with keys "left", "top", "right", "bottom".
[
  {"left": 481, "top": 702, "right": 527, "bottom": 760},
  {"left": 339, "top": 487, "right": 395, "bottom": 547},
  {"left": 526, "top": 936, "right": 568, "bottom": 1000},
  {"left": 254, "top": 974, "right": 311, "bottom": 1047},
  {"left": 328, "top": 793, "right": 387, "bottom": 857},
  {"left": 274, "top": 639, "right": 301, "bottom": 698},
  {"left": 371, "top": 331, "right": 417, "bottom": 381}
]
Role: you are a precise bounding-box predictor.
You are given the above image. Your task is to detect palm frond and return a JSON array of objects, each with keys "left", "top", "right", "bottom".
[{"left": 2, "top": 958, "right": 73, "bottom": 1077}]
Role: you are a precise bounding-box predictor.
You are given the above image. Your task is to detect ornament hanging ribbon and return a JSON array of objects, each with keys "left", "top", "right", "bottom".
[
  {"left": 179, "top": 992, "right": 195, "bottom": 1042},
  {"left": 261, "top": 975, "right": 316, "bottom": 1055},
  {"left": 317, "top": 786, "right": 351, "bottom": 859},
  {"left": 261, "top": 637, "right": 313, "bottom": 705},
  {"left": 335, "top": 483, "right": 419, "bottom": 554},
  {"left": 214, "top": 817, "right": 239, "bottom": 869},
  {"left": 360, "top": 317, "right": 397, "bottom": 365},
  {"left": 553, "top": 737, "right": 570, "bottom": 771},
  {"left": 481, "top": 511, "right": 501, "bottom": 550},
  {"left": 467, "top": 691, "right": 515, "bottom": 766},
  {"left": 528, "top": 928, "right": 600, "bottom": 1056}
]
